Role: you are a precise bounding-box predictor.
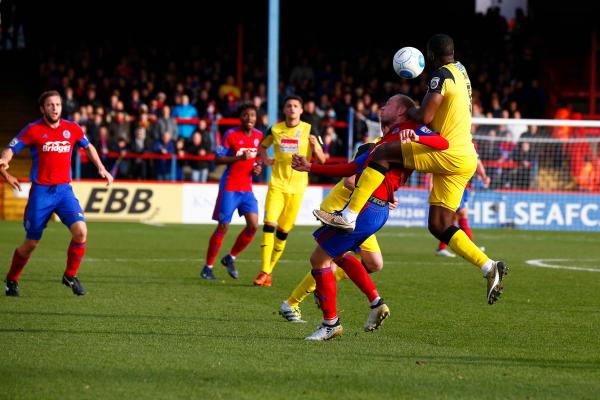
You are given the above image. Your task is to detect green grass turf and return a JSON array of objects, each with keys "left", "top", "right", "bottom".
[{"left": 1, "top": 221, "right": 599, "bottom": 399}]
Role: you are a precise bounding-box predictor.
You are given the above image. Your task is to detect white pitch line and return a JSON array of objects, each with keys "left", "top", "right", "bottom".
[{"left": 526, "top": 259, "right": 600, "bottom": 273}]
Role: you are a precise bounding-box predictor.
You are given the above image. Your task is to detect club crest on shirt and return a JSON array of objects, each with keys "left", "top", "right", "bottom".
[
  {"left": 254, "top": 138, "right": 259, "bottom": 147},
  {"left": 63, "top": 130, "right": 71, "bottom": 139}
]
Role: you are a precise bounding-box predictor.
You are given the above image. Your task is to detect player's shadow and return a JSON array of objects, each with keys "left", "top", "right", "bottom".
[
  {"left": 1, "top": 310, "right": 266, "bottom": 323},
  {"left": 0, "top": 326, "right": 298, "bottom": 341}
]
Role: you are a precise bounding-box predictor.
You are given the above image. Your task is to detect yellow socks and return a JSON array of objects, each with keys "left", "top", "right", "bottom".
[
  {"left": 287, "top": 272, "right": 316, "bottom": 307},
  {"left": 448, "top": 229, "right": 489, "bottom": 269},
  {"left": 268, "top": 237, "right": 287, "bottom": 273},
  {"left": 260, "top": 231, "right": 274, "bottom": 274},
  {"left": 346, "top": 165, "right": 386, "bottom": 215}
]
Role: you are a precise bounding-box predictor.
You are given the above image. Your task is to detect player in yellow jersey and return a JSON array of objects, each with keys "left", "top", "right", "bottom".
[
  {"left": 315, "top": 34, "right": 508, "bottom": 305},
  {"left": 278, "top": 143, "right": 389, "bottom": 322},
  {"left": 254, "top": 95, "right": 326, "bottom": 286}
]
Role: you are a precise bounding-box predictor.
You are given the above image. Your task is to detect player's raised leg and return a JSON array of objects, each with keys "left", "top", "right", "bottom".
[{"left": 315, "top": 140, "right": 403, "bottom": 231}]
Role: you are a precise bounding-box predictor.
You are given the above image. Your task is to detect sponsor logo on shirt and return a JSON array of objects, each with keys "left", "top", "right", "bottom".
[
  {"left": 42, "top": 140, "right": 71, "bottom": 153},
  {"left": 280, "top": 138, "right": 299, "bottom": 153},
  {"left": 235, "top": 147, "right": 258, "bottom": 158}
]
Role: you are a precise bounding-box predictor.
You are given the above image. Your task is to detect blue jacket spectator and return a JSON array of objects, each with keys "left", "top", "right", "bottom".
[{"left": 171, "top": 94, "right": 198, "bottom": 140}]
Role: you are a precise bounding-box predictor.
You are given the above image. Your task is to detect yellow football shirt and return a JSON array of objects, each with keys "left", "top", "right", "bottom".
[
  {"left": 427, "top": 62, "right": 475, "bottom": 154},
  {"left": 261, "top": 120, "right": 318, "bottom": 193}
]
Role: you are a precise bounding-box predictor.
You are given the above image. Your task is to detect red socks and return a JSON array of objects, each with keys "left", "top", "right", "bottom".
[
  {"left": 6, "top": 249, "right": 30, "bottom": 282},
  {"left": 335, "top": 254, "right": 379, "bottom": 302},
  {"left": 65, "top": 240, "right": 86, "bottom": 278},
  {"left": 230, "top": 226, "right": 256, "bottom": 257},
  {"left": 312, "top": 267, "right": 337, "bottom": 321},
  {"left": 458, "top": 218, "right": 473, "bottom": 240},
  {"left": 206, "top": 226, "right": 226, "bottom": 266},
  {"left": 438, "top": 242, "right": 447, "bottom": 250}
]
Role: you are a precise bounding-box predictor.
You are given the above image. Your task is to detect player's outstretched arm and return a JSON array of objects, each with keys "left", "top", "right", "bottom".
[
  {"left": 0, "top": 166, "right": 21, "bottom": 191},
  {"left": 398, "top": 129, "right": 449, "bottom": 150},
  {"left": 292, "top": 154, "right": 359, "bottom": 177},
  {"left": 84, "top": 144, "right": 113, "bottom": 186}
]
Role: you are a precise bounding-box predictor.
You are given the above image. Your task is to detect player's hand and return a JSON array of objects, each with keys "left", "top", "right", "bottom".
[
  {"left": 263, "top": 157, "right": 274, "bottom": 166},
  {"left": 1, "top": 167, "right": 21, "bottom": 192},
  {"left": 389, "top": 196, "right": 399, "bottom": 210},
  {"left": 399, "top": 129, "right": 418, "bottom": 144},
  {"left": 253, "top": 163, "right": 262, "bottom": 176},
  {"left": 99, "top": 168, "right": 114, "bottom": 186},
  {"left": 309, "top": 135, "right": 320, "bottom": 149},
  {"left": 6, "top": 175, "right": 22, "bottom": 192},
  {"left": 291, "top": 154, "right": 311, "bottom": 172},
  {"left": 483, "top": 175, "right": 491, "bottom": 188}
]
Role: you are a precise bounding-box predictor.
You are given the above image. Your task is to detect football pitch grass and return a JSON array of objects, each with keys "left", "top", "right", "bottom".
[{"left": 1, "top": 221, "right": 599, "bottom": 399}]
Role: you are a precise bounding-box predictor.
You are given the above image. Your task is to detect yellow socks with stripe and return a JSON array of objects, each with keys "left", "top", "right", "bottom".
[
  {"left": 445, "top": 226, "right": 490, "bottom": 269},
  {"left": 268, "top": 230, "right": 289, "bottom": 273},
  {"left": 287, "top": 267, "right": 349, "bottom": 308},
  {"left": 260, "top": 226, "right": 275, "bottom": 274},
  {"left": 268, "top": 234, "right": 287, "bottom": 273},
  {"left": 344, "top": 162, "right": 387, "bottom": 220},
  {"left": 287, "top": 271, "right": 316, "bottom": 307}
]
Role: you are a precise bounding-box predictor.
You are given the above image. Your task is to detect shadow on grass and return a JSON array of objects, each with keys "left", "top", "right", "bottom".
[
  {"left": 0, "top": 327, "right": 302, "bottom": 341},
  {"left": 1, "top": 310, "right": 271, "bottom": 323},
  {"left": 358, "top": 353, "right": 600, "bottom": 371}
]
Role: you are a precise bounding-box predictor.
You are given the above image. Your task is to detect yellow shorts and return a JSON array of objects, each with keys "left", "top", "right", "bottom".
[
  {"left": 264, "top": 187, "right": 305, "bottom": 232},
  {"left": 402, "top": 142, "right": 477, "bottom": 211},
  {"left": 320, "top": 181, "right": 380, "bottom": 254}
]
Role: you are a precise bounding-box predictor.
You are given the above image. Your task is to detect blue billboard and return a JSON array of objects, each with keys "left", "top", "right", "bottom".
[{"left": 323, "top": 187, "right": 600, "bottom": 232}]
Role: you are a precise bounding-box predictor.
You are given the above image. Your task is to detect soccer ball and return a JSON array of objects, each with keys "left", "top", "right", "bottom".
[{"left": 392, "top": 47, "right": 425, "bottom": 79}]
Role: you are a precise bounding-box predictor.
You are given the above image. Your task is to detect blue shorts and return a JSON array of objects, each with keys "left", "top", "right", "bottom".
[
  {"left": 24, "top": 184, "right": 85, "bottom": 240},
  {"left": 212, "top": 190, "right": 258, "bottom": 223},
  {"left": 457, "top": 188, "right": 470, "bottom": 212},
  {"left": 313, "top": 201, "right": 389, "bottom": 258}
]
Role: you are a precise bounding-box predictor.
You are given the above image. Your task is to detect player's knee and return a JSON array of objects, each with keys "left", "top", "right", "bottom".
[
  {"left": 427, "top": 219, "right": 445, "bottom": 240},
  {"left": 246, "top": 223, "right": 258, "bottom": 235},
  {"left": 364, "top": 257, "right": 383, "bottom": 272},
  {"left": 275, "top": 229, "right": 288, "bottom": 241},
  {"left": 263, "top": 224, "right": 275, "bottom": 233},
  {"left": 71, "top": 224, "right": 87, "bottom": 243},
  {"left": 217, "top": 223, "right": 229, "bottom": 234},
  {"left": 20, "top": 240, "right": 39, "bottom": 256}
]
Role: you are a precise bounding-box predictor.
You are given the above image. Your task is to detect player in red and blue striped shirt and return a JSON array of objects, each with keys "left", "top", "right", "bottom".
[
  {"left": 201, "top": 103, "right": 263, "bottom": 280},
  {"left": 0, "top": 91, "right": 113, "bottom": 297}
]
